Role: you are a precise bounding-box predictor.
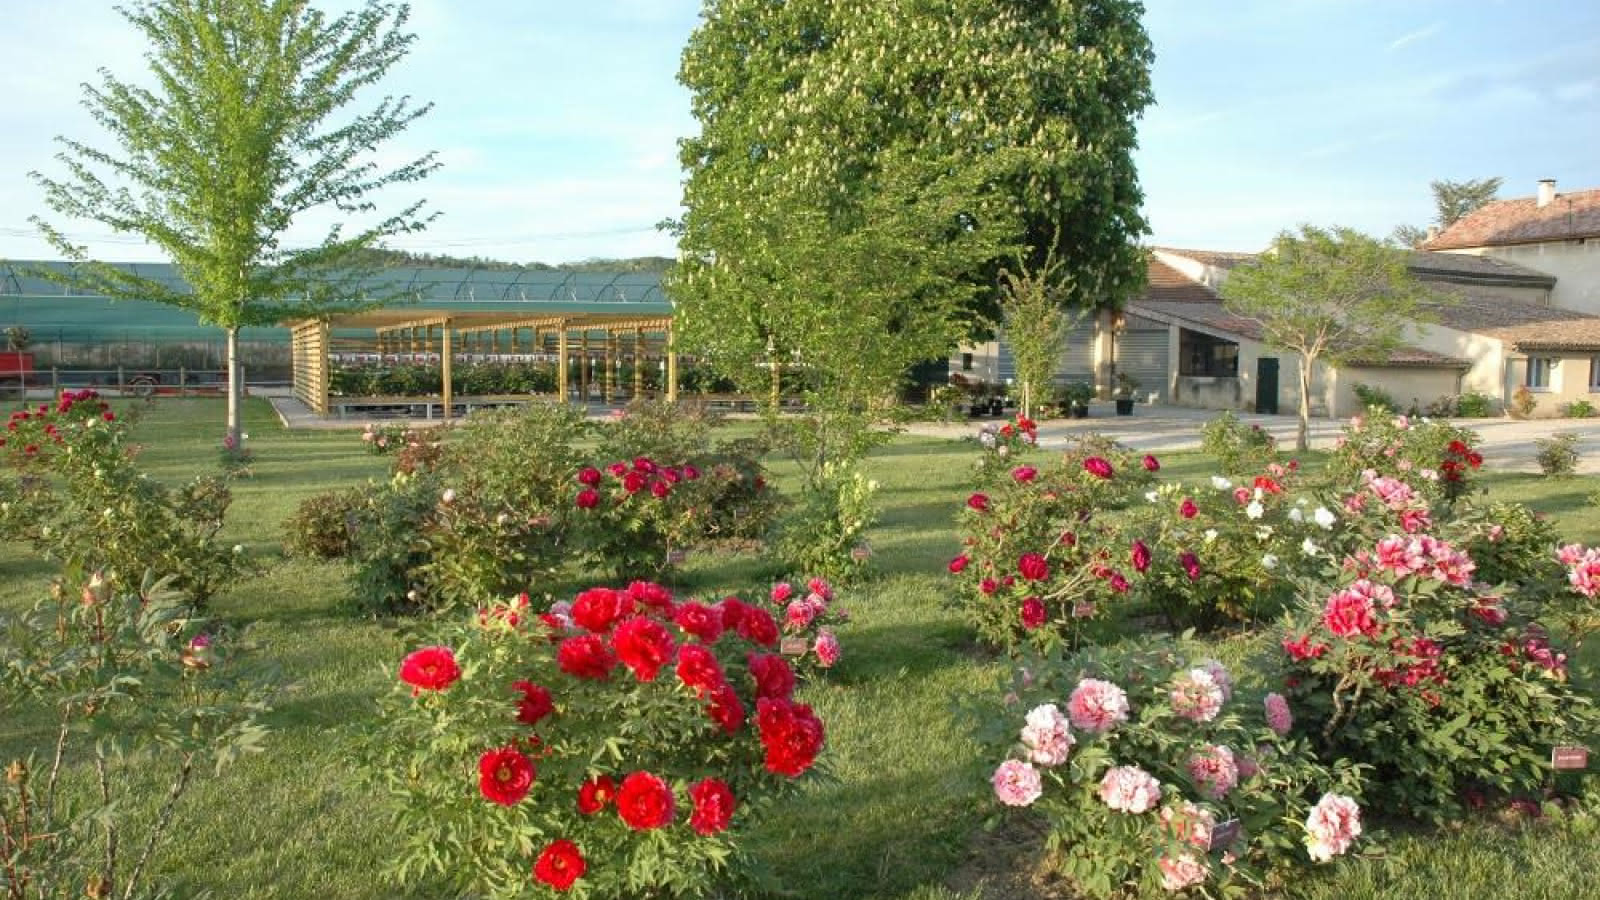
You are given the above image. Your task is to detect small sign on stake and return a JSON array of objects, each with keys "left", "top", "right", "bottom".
[
  {"left": 665, "top": 549, "right": 687, "bottom": 565},
  {"left": 780, "top": 637, "right": 809, "bottom": 657},
  {"left": 1208, "top": 818, "right": 1241, "bottom": 852},
  {"left": 1552, "top": 745, "right": 1589, "bottom": 771},
  {"left": 851, "top": 543, "right": 872, "bottom": 562},
  {"left": 1072, "top": 602, "right": 1096, "bottom": 619}
]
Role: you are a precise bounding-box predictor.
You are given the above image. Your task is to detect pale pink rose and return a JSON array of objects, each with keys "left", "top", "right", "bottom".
[
  {"left": 1305, "top": 792, "right": 1362, "bottom": 862},
  {"left": 1187, "top": 745, "right": 1239, "bottom": 800},
  {"left": 992, "top": 759, "right": 1042, "bottom": 807},
  {"left": 1170, "top": 668, "right": 1225, "bottom": 723},
  {"left": 1157, "top": 852, "right": 1209, "bottom": 892},
  {"left": 1099, "top": 765, "right": 1162, "bottom": 814},
  {"left": 1197, "top": 659, "right": 1233, "bottom": 701},
  {"left": 785, "top": 599, "right": 819, "bottom": 631},
  {"left": 1558, "top": 543, "right": 1589, "bottom": 567},
  {"left": 1068, "top": 678, "right": 1130, "bottom": 733},
  {"left": 813, "top": 629, "right": 840, "bottom": 667},
  {"left": 1019, "top": 703, "right": 1075, "bottom": 767},
  {"left": 1159, "top": 801, "right": 1216, "bottom": 850},
  {"left": 1264, "top": 693, "right": 1293, "bottom": 736}
]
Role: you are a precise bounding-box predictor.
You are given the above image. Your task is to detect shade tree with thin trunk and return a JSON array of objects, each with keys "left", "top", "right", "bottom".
[
  {"left": 999, "top": 239, "right": 1078, "bottom": 421},
  {"left": 29, "top": 0, "right": 438, "bottom": 447},
  {"left": 1220, "top": 225, "right": 1439, "bottom": 451}
]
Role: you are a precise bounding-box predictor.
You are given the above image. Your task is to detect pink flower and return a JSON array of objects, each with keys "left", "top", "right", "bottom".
[
  {"left": 784, "top": 600, "right": 818, "bottom": 631},
  {"left": 992, "top": 759, "right": 1042, "bottom": 807},
  {"left": 1157, "top": 852, "right": 1209, "bottom": 892},
  {"left": 979, "top": 578, "right": 998, "bottom": 596},
  {"left": 948, "top": 555, "right": 970, "bottom": 574},
  {"left": 1170, "top": 668, "right": 1225, "bottom": 723},
  {"left": 1197, "top": 659, "right": 1232, "bottom": 701},
  {"left": 770, "top": 582, "right": 794, "bottom": 605},
  {"left": 1011, "top": 465, "right": 1037, "bottom": 483},
  {"left": 1264, "top": 693, "right": 1293, "bottom": 736},
  {"left": 1019, "top": 703, "right": 1075, "bottom": 767},
  {"left": 1130, "top": 540, "right": 1152, "bottom": 574},
  {"left": 1179, "top": 498, "right": 1198, "bottom": 519},
  {"left": 1186, "top": 744, "right": 1238, "bottom": 800},
  {"left": 1067, "top": 678, "right": 1129, "bottom": 733},
  {"left": 812, "top": 629, "right": 840, "bottom": 667},
  {"left": 1322, "top": 588, "right": 1379, "bottom": 638},
  {"left": 1098, "top": 765, "right": 1161, "bottom": 813},
  {"left": 1159, "top": 801, "right": 1217, "bottom": 851},
  {"left": 1179, "top": 551, "right": 1201, "bottom": 581},
  {"left": 1304, "top": 792, "right": 1362, "bottom": 862},
  {"left": 1558, "top": 543, "right": 1588, "bottom": 567},
  {"left": 967, "top": 493, "right": 990, "bottom": 512},
  {"left": 1083, "top": 457, "right": 1114, "bottom": 479}
]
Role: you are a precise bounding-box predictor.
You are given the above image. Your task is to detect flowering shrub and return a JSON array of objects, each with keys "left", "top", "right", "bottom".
[
  {"left": 983, "top": 639, "right": 1365, "bottom": 897},
  {"left": 1199, "top": 411, "right": 1279, "bottom": 477},
  {"left": 1326, "top": 410, "right": 1481, "bottom": 503},
  {"left": 361, "top": 421, "right": 419, "bottom": 455},
  {"left": 971, "top": 415, "right": 1039, "bottom": 486},
  {"left": 761, "top": 577, "right": 848, "bottom": 673},
  {"left": 282, "top": 488, "right": 364, "bottom": 559},
  {"left": 0, "top": 391, "right": 252, "bottom": 606},
  {"left": 570, "top": 455, "right": 705, "bottom": 577},
  {"left": 771, "top": 461, "right": 877, "bottom": 582},
  {"left": 368, "top": 579, "right": 826, "bottom": 898},
  {"left": 951, "top": 439, "right": 1159, "bottom": 652},
  {"left": 1276, "top": 533, "right": 1597, "bottom": 821}
]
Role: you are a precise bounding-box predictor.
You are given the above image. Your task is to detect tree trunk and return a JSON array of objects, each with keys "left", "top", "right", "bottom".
[
  {"left": 1297, "top": 355, "right": 1313, "bottom": 452},
  {"left": 226, "top": 327, "right": 241, "bottom": 447}
]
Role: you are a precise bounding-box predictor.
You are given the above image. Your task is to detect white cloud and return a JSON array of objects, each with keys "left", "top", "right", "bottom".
[{"left": 1387, "top": 22, "right": 1443, "bottom": 52}]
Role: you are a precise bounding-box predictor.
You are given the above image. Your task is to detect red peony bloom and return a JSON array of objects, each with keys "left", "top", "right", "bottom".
[
  {"left": 572, "top": 587, "right": 634, "bottom": 633},
  {"left": 673, "top": 602, "right": 725, "bottom": 644},
  {"left": 632, "top": 456, "right": 657, "bottom": 473},
  {"left": 577, "top": 466, "right": 602, "bottom": 486},
  {"left": 755, "top": 697, "right": 825, "bottom": 777},
  {"left": 627, "top": 580, "right": 675, "bottom": 611},
  {"left": 478, "top": 746, "right": 535, "bottom": 806},
  {"left": 557, "top": 634, "right": 617, "bottom": 680},
  {"left": 574, "top": 488, "right": 599, "bottom": 509},
  {"left": 1179, "top": 498, "right": 1198, "bottom": 519},
  {"left": 1131, "top": 540, "right": 1152, "bottom": 573},
  {"left": 1180, "top": 551, "right": 1202, "bottom": 581},
  {"left": 1012, "top": 465, "right": 1038, "bottom": 483},
  {"left": 718, "top": 596, "right": 749, "bottom": 630},
  {"left": 978, "top": 578, "right": 998, "bottom": 595},
  {"left": 512, "top": 680, "right": 554, "bottom": 725},
  {"left": 675, "top": 643, "right": 726, "bottom": 693},
  {"left": 1283, "top": 633, "right": 1329, "bottom": 661},
  {"left": 612, "top": 616, "right": 677, "bottom": 682},
  {"left": 688, "top": 778, "right": 737, "bottom": 835},
  {"left": 1108, "top": 572, "right": 1130, "bottom": 593},
  {"left": 1083, "top": 457, "right": 1114, "bottom": 479},
  {"left": 1142, "top": 454, "right": 1160, "bottom": 472},
  {"left": 650, "top": 480, "right": 671, "bottom": 499},
  {"left": 576, "top": 775, "right": 617, "bottom": 815},
  {"left": 623, "top": 471, "right": 647, "bottom": 493},
  {"left": 967, "top": 492, "right": 991, "bottom": 512},
  {"left": 706, "top": 680, "right": 745, "bottom": 733},
  {"left": 1021, "top": 597, "right": 1046, "bottom": 629},
  {"left": 1017, "top": 552, "right": 1049, "bottom": 582},
  {"left": 533, "top": 839, "right": 586, "bottom": 891},
  {"left": 948, "top": 554, "right": 970, "bottom": 574},
  {"left": 736, "top": 606, "right": 780, "bottom": 647},
  {"left": 607, "top": 461, "right": 628, "bottom": 477},
  {"left": 683, "top": 464, "right": 701, "bottom": 480},
  {"left": 616, "top": 771, "right": 676, "bottom": 830},
  {"left": 399, "top": 646, "right": 461, "bottom": 694},
  {"left": 747, "top": 652, "right": 795, "bottom": 700}
]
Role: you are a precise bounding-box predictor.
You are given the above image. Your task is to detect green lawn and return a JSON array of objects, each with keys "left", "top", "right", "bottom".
[{"left": 4, "top": 398, "right": 1600, "bottom": 899}]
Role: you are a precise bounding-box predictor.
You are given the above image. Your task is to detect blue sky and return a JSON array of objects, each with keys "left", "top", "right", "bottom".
[{"left": 2, "top": 0, "right": 1597, "bottom": 265}]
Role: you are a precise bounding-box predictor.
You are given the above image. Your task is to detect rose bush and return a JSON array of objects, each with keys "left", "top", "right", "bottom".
[
  {"left": 760, "top": 577, "right": 847, "bottom": 674},
  {"left": 971, "top": 415, "right": 1040, "bottom": 487},
  {"left": 369, "top": 579, "right": 826, "bottom": 898},
  {"left": 1325, "top": 410, "right": 1482, "bottom": 504},
  {"left": 983, "top": 638, "right": 1366, "bottom": 897}
]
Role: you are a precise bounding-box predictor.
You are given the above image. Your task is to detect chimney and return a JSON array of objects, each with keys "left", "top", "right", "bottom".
[
  {"left": 1537, "top": 178, "right": 1557, "bottom": 208},
  {"left": 1426, "top": 225, "right": 1440, "bottom": 242}
]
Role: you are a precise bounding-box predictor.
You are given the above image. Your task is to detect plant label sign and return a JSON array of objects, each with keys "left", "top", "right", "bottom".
[
  {"left": 850, "top": 544, "right": 872, "bottom": 562},
  {"left": 665, "top": 549, "right": 687, "bottom": 565},
  {"left": 1208, "top": 818, "right": 1241, "bottom": 851},
  {"left": 1552, "top": 746, "right": 1589, "bottom": 770},
  {"left": 780, "top": 637, "right": 809, "bottom": 657},
  {"left": 1072, "top": 602, "right": 1096, "bottom": 619}
]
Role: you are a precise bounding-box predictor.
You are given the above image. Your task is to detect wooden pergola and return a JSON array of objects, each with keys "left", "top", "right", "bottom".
[{"left": 287, "top": 309, "right": 677, "bottom": 420}]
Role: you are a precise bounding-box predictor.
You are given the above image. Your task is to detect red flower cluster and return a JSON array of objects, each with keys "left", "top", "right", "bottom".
[
  {"left": 1283, "top": 633, "right": 1329, "bottom": 661},
  {"left": 1441, "top": 439, "right": 1484, "bottom": 483},
  {"left": 576, "top": 456, "right": 699, "bottom": 507},
  {"left": 755, "top": 697, "right": 825, "bottom": 777}
]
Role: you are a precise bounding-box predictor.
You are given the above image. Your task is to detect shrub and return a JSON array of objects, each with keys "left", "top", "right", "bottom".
[
  {"left": 971, "top": 415, "right": 1040, "bottom": 486},
  {"left": 1563, "top": 399, "right": 1597, "bottom": 418},
  {"left": 568, "top": 455, "right": 705, "bottom": 578},
  {"left": 283, "top": 488, "right": 365, "bottom": 559},
  {"left": 1275, "top": 533, "right": 1597, "bottom": 821},
  {"left": 1325, "top": 409, "right": 1482, "bottom": 503},
  {"left": 360, "top": 422, "right": 412, "bottom": 455},
  {"left": 367, "top": 580, "right": 827, "bottom": 899},
  {"left": 1511, "top": 385, "right": 1537, "bottom": 419},
  {"left": 348, "top": 470, "right": 444, "bottom": 615},
  {"left": 982, "top": 638, "right": 1366, "bottom": 897},
  {"left": 771, "top": 462, "right": 878, "bottom": 582},
  {"left": 760, "top": 576, "right": 847, "bottom": 674},
  {"left": 1535, "top": 432, "right": 1580, "bottom": 477},
  {"left": 1350, "top": 383, "right": 1396, "bottom": 413},
  {"left": 1454, "top": 391, "right": 1495, "bottom": 418},
  {"left": 1199, "top": 411, "right": 1279, "bottom": 477}
]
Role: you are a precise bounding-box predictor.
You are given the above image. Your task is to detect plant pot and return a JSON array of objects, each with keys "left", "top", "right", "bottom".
[
  {"left": 1115, "top": 398, "right": 1134, "bottom": 415},
  {"left": 989, "top": 398, "right": 1004, "bottom": 416},
  {"left": 967, "top": 402, "right": 983, "bottom": 419},
  {"left": 1071, "top": 404, "right": 1089, "bottom": 419}
]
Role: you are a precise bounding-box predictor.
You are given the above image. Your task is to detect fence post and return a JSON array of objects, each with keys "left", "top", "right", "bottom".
[
  {"left": 179, "top": 366, "right": 186, "bottom": 397},
  {"left": 51, "top": 367, "right": 59, "bottom": 399},
  {"left": 117, "top": 365, "right": 125, "bottom": 395}
]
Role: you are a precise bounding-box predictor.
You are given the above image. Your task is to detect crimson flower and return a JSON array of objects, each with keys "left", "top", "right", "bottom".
[
  {"left": 675, "top": 644, "right": 725, "bottom": 693},
  {"left": 577, "top": 466, "right": 602, "bottom": 486},
  {"left": 748, "top": 653, "right": 795, "bottom": 700},
  {"left": 572, "top": 587, "right": 634, "bottom": 633},
  {"left": 533, "top": 839, "right": 586, "bottom": 891},
  {"left": 755, "top": 697, "right": 825, "bottom": 777},
  {"left": 1018, "top": 552, "right": 1049, "bottom": 582},
  {"left": 623, "top": 471, "right": 647, "bottom": 493},
  {"left": 612, "top": 616, "right": 677, "bottom": 682},
  {"left": 512, "top": 680, "right": 554, "bottom": 725},
  {"left": 650, "top": 480, "right": 671, "bottom": 499},
  {"left": 1283, "top": 633, "right": 1329, "bottom": 660},
  {"left": 948, "top": 554, "right": 970, "bottom": 574},
  {"left": 1021, "top": 597, "right": 1046, "bottom": 629},
  {"left": 1012, "top": 465, "right": 1038, "bottom": 483},
  {"left": 616, "top": 771, "right": 676, "bottom": 830},
  {"left": 557, "top": 634, "right": 617, "bottom": 680},
  {"left": 627, "top": 580, "right": 675, "bottom": 611},
  {"left": 577, "top": 775, "right": 617, "bottom": 815},
  {"left": 1131, "top": 540, "right": 1152, "bottom": 573},
  {"left": 673, "top": 602, "right": 725, "bottom": 644},
  {"left": 1179, "top": 498, "right": 1198, "bottom": 519},
  {"left": 689, "top": 778, "right": 736, "bottom": 835},
  {"left": 607, "top": 461, "right": 628, "bottom": 477},
  {"left": 1180, "top": 551, "right": 1202, "bottom": 581},
  {"left": 967, "top": 492, "right": 991, "bottom": 512},
  {"left": 1082, "top": 457, "right": 1114, "bottom": 479},
  {"left": 574, "top": 488, "right": 599, "bottom": 509},
  {"left": 736, "top": 606, "right": 780, "bottom": 647},
  {"left": 706, "top": 680, "right": 745, "bottom": 733},
  {"left": 978, "top": 578, "right": 998, "bottom": 595},
  {"left": 399, "top": 646, "right": 460, "bottom": 694},
  {"left": 1143, "top": 454, "right": 1160, "bottom": 472},
  {"left": 718, "top": 597, "right": 749, "bottom": 630},
  {"left": 478, "top": 746, "right": 535, "bottom": 806}
]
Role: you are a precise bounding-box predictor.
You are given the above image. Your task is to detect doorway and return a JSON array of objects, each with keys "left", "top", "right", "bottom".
[{"left": 1255, "top": 358, "right": 1279, "bottom": 414}]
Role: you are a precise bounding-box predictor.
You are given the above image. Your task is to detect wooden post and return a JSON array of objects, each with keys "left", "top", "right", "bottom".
[
  {"left": 633, "top": 327, "right": 643, "bottom": 398},
  {"left": 666, "top": 324, "right": 678, "bottom": 403},
  {"left": 557, "top": 323, "right": 570, "bottom": 401},
  {"left": 441, "top": 323, "right": 454, "bottom": 422},
  {"left": 580, "top": 332, "right": 590, "bottom": 402},
  {"left": 510, "top": 326, "right": 520, "bottom": 355}
]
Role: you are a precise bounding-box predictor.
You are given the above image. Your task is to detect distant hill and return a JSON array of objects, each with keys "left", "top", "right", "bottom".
[{"left": 349, "top": 248, "right": 674, "bottom": 273}]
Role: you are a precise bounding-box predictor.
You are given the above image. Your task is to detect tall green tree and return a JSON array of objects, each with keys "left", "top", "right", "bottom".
[
  {"left": 1221, "top": 226, "right": 1438, "bottom": 451},
  {"left": 671, "top": 0, "right": 1154, "bottom": 478},
  {"left": 31, "top": 0, "right": 437, "bottom": 445},
  {"left": 999, "top": 240, "right": 1077, "bottom": 420},
  {"left": 1391, "top": 176, "right": 1502, "bottom": 247}
]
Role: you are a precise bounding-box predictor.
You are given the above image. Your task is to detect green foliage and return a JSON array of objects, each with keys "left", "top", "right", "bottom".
[
  {"left": 1455, "top": 391, "right": 1495, "bottom": 418},
  {"left": 4, "top": 325, "right": 29, "bottom": 352},
  {"left": 1563, "top": 399, "right": 1597, "bottom": 419},
  {"left": 366, "top": 582, "right": 826, "bottom": 899},
  {"left": 0, "top": 573, "right": 274, "bottom": 900},
  {"left": 282, "top": 488, "right": 364, "bottom": 559},
  {"left": 1432, "top": 177, "right": 1503, "bottom": 228},
  {"left": 1535, "top": 432, "right": 1580, "bottom": 478},
  {"left": 1199, "top": 411, "right": 1280, "bottom": 477},
  {"left": 771, "top": 463, "right": 878, "bottom": 584},
  {"left": 1512, "top": 386, "right": 1538, "bottom": 419},
  {"left": 1325, "top": 409, "right": 1482, "bottom": 503},
  {"left": 1350, "top": 383, "right": 1396, "bottom": 413},
  {"left": 332, "top": 362, "right": 559, "bottom": 398},
  {"left": 999, "top": 243, "right": 1076, "bottom": 420}
]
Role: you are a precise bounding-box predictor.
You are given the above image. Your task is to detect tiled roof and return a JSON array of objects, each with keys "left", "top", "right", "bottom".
[
  {"left": 1403, "top": 251, "right": 1554, "bottom": 284},
  {"left": 1422, "top": 188, "right": 1600, "bottom": 250},
  {"left": 1346, "top": 347, "right": 1472, "bottom": 369},
  {"left": 1423, "top": 286, "right": 1600, "bottom": 351},
  {"left": 1143, "top": 258, "right": 1221, "bottom": 303},
  {"left": 1150, "top": 247, "right": 1257, "bottom": 271}
]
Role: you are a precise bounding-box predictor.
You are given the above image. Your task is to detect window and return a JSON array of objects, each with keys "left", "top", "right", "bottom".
[
  {"left": 961, "top": 352, "right": 974, "bottom": 372},
  {"left": 1590, "top": 356, "right": 1600, "bottom": 391},
  {"left": 1178, "top": 329, "right": 1239, "bottom": 377},
  {"left": 1526, "top": 357, "right": 1554, "bottom": 391}
]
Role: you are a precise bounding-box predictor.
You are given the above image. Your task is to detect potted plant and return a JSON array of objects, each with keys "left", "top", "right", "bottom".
[
  {"left": 964, "top": 379, "right": 990, "bottom": 418},
  {"left": 1063, "top": 382, "right": 1093, "bottom": 419},
  {"left": 1114, "top": 372, "right": 1140, "bottom": 416}
]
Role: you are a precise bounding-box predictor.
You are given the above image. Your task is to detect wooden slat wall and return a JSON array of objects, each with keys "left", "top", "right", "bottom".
[{"left": 291, "top": 321, "right": 330, "bottom": 414}]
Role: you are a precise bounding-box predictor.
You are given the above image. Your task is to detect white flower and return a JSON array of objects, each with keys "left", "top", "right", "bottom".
[
  {"left": 1245, "top": 500, "right": 1265, "bottom": 520},
  {"left": 1145, "top": 490, "right": 1161, "bottom": 503},
  {"left": 1262, "top": 553, "right": 1279, "bottom": 570},
  {"left": 441, "top": 488, "right": 456, "bottom": 504},
  {"left": 979, "top": 431, "right": 996, "bottom": 448},
  {"left": 1419, "top": 468, "right": 1439, "bottom": 482},
  {"left": 1253, "top": 487, "right": 1265, "bottom": 501},
  {"left": 1211, "top": 476, "right": 1233, "bottom": 491},
  {"left": 1256, "top": 526, "right": 1274, "bottom": 540},
  {"left": 232, "top": 544, "right": 244, "bottom": 554},
  {"left": 1302, "top": 538, "right": 1322, "bottom": 557},
  {"left": 1312, "top": 507, "right": 1336, "bottom": 530},
  {"left": 1288, "top": 507, "right": 1304, "bottom": 522},
  {"left": 997, "top": 445, "right": 1010, "bottom": 458},
  {"left": 1204, "top": 529, "right": 1219, "bottom": 544}
]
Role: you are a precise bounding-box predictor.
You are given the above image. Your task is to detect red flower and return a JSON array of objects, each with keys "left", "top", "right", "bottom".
[
  {"left": 1142, "top": 454, "right": 1160, "bottom": 472},
  {"left": 755, "top": 697, "right": 825, "bottom": 777},
  {"left": 1253, "top": 475, "right": 1283, "bottom": 494},
  {"left": 675, "top": 644, "right": 726, "bottom": 693},
  {"left": 650, "top": 480, "right": 671, "bottom": 499},
  {"left": 1283, "top": 633, "right": 1328, "bottom": 661},
  {"left": 572, "top": 587, "right": 634, "bottom": 633},
  {"left": 632, "top": 456, "right": 657, "bottom": 473},
  {"left": 736, "top": 606, "right": 780, "bottom": 647},
  {"left": 706, "top": 680, "right": 745, "bottom": 733},
  {"left": 1131, "top": 540, "right": 1152, "bottom": 573},
  {"left": 1447, "top": 439, "right": 1470, "bottom": 456},
  {"left": 683, "top": 464, "right": 701, "bottom": 480},
  {"left": 748, "top": 652, "right": 795, "bottom": 700},
  {"left": 1059, "top": 531, "right": 1077, "bottom": 547},
  {"left": 627, "top": 580, "right": 675, "bottom": 611},
  {"left": 607, "top": 461, "right": 628, "bottom": 477},
  {"left": 623, "top": 471, "right": 647, "bottom": 493},
  {"left": 512, "top": 680, "right": 554, "bottom": 725},
  {"left": 718, "top": 597, "right": 749, "bottom": 630},
  {"left": 612, "top": 616, "right": 677, "bottom": 682},
  {"left": 399, "top": 646, "right": 461, "bottom": 694},
  {"left": 1323, "top": 592, "right": 1379, "bottom": 638},
  {"left": 533, "top": 839, "right": 586, "bottom": 891},
  {"left": 478, "top": 746, "right": 535, "bottom": 806},
  {"left": 557, "top": 634, "right": 617, "bottom": 680},
  {"left": 1012, "top": 465, "right": 1038, "bottom": 483},
  {"left": 674, "top": 602, "right": 725, "bottom": 644},
  {"left": 1082, "top": 457, "right": 1114, "bottom": 479},
  {"left": 101, "top": 411, "right": 115, "bottom": 422},
  {"left": 575, "top": 488, "right": 599, "bottom": 509},
  {"left": 967, "top": 493, "right": 991, "bottom": 512},
  {"left": 1017, "top": 552, "right": 1049, "bottom": 582},
  {"left": 577, "top": 775, "right": 617, "bottom": 815},
  {"left": 948, "top": 554, "right": 970, "bottom": 574},
  {"left": 577, "top": 466, "right": 602, "bottom": 486},
  {"left": 978, "top": 578, "right": 998, "bottom": 595},
  {"left": 616, "top": 771, "right": 676, "bottom": 830},
  {"left": 688, "top": 778, "right": 736, "bottom": 835},
  {"left": 1108, "top": 572, "right": 1130, "bottom": 593},
  {"left": 770, "top": 582, "right": 795, "bottom": 604},
  {"left": 1021, "top": 597, "right": 1046, "bottom": 629},
  {"left": 1179, "top": 551, "right": 1201, "bottom": 581}
]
